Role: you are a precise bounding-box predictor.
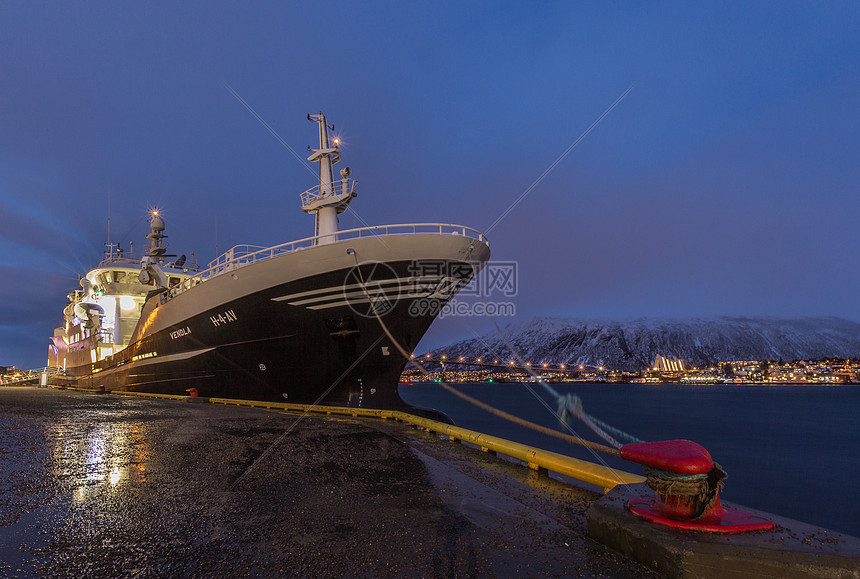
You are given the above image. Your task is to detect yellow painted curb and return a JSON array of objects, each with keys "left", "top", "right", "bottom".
[
  {"left": 206, "top": 398, "right": 644, "bottom": 491},
  {"left": 111, "top": 390, "right": 192, "bottom": 401}
]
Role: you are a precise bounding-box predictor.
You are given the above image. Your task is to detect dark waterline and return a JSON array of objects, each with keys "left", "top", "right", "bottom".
[{"left": 400, "top": 382, "right": 860, "bottom": 538}]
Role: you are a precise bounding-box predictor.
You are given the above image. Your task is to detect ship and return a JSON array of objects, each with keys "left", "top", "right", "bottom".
[{"left": 48, "top": 113, "right": 491, "bottom": 410}]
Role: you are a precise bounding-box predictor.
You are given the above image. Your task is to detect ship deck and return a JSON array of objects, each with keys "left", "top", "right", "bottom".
[{"left": 0, "top": 386, "right": 654, "bottom": 577}]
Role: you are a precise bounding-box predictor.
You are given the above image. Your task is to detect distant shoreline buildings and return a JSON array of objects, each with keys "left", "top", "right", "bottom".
[{"left": 400, "top": 355, "right": 860, "bottom": 385}]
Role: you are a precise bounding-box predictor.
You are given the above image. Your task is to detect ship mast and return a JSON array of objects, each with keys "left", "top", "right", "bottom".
[{"left": 301, "top": 113, "right": 356, "bottom": 245}]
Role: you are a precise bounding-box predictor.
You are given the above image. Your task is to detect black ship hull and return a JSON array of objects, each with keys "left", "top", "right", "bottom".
[{"left": 54, "top": 233, "right": 490, "bottom": 410}]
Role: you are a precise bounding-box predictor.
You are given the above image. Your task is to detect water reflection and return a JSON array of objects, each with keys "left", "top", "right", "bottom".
[
  {"left": 87, "top": 427, "right": 107, "bottom": 483},
  {"left": 51, "top": 418, "right": 153, "bottom": 503}
]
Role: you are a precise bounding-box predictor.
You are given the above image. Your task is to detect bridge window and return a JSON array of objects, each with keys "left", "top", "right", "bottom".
[{"left": 114, "top": 271, "right": 127, "bottom": 284}]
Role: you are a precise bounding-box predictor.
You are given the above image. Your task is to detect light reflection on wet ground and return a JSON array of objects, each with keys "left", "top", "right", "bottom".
[{"left": 0, "top": 387, "right": 654, "bottom": 578}]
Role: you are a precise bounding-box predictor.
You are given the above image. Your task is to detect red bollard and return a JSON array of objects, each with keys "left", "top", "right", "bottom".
[
  {"left": 620, "top": 440, "right": 774, "bottom": 532},
  {"left": 186, "top": 388, "right": 198, "bottom": 398}
]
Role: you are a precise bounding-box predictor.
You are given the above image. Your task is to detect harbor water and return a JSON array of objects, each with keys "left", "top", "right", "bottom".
[{"left": 400, "top": 382, "right": 860, "bottom": 538}]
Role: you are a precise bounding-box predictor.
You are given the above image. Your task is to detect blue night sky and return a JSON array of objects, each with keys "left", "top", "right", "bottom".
[{"left": 2, "top": 1, "right": 859, "bottom": 369}]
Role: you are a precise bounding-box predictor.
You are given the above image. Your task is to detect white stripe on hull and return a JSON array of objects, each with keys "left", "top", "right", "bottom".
[{"left": 271, "top": 275, "right": 442, "bottom": 303}]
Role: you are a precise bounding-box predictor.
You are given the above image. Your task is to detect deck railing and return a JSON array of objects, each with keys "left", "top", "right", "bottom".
[
  {"left": 300, "top": 178, "right": 357, "bottom": 208},
  {"left": 1, "top": 367, "right": 59, "bottom": 385},
  {"left": 160, "top": 223, "right": 488, "bottom": 302}
]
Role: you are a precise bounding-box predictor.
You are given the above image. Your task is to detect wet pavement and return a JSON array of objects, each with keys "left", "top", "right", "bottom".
[{"left": 0, "top": 387, "right": 654, "bottom": 577}]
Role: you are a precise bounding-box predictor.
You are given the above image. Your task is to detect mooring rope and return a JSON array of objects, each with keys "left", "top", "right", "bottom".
[
  {"left": 437, "top": 381, "right": 621, "bottom": 456},
  {"left": 350, "top": 246, "right": 732, "bottom": 521},
  {"left": 347, "top": 247, "right": 640, "bottom": 458},
  {"left": 463, "top": 248, "right": 643, "bottom": 449},
  {"left": 644, "top": 463, "right": 727, "bottom": 518}
]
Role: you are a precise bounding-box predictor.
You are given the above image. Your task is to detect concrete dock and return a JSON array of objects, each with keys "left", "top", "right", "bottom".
[{"left": 0, "top": 387, "right": 654, "bottom": 577}]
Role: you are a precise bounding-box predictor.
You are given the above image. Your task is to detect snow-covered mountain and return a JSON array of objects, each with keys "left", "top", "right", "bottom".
[{"left": 430, "top": 317, "right": 860, "bottom": 371}]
